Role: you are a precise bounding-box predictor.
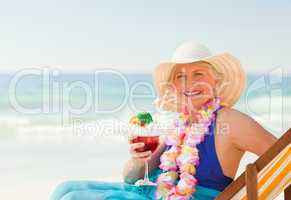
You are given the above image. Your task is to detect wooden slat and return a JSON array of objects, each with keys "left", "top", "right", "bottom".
[
  {"left": 246, "top": 163, "right": 258, "bottom": 200},
  {"left": 216, "top": 128, "right": 291, "bottom": 200},
  {"left": 285, "top": 184, "right": 291, "bottom": 200}
]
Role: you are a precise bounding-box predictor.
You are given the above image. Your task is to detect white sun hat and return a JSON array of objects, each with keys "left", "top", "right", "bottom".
[{"left": 153, "top": 41, "right": 246, "bottom": 108}]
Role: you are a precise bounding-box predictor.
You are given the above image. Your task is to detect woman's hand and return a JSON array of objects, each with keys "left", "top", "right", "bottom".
[
  {"left": 128, "top": 136, "right": 152, "bottom": 164},
  {"left": 123, "top": 135, "right": 166, "bottom": 183},
  {"left": 123, "top": 136, "right": 151, "bottom": 183}
]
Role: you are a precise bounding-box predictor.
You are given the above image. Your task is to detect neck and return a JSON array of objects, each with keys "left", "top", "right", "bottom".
[{"left": 188, "top": 111, "right": 200, "bottom": 124}]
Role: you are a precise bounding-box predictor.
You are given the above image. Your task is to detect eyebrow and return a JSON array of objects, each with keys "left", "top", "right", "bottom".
[
  {"left": 192, "top": 69, "right": 205, "bottom": 74},
  {"left": 193, "top": 69, "right": 205, "bottom": 73},
  {"left": 176, "top": 72, "right": 186, "bottom": 75}
]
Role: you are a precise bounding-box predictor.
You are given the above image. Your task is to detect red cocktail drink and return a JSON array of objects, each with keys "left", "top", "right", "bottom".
[
  {"left": 132, "top": 136, "right": 159, "bottom": 153},
  {"left": 129, "top": 112, "right": 159, "bottom": 186}
]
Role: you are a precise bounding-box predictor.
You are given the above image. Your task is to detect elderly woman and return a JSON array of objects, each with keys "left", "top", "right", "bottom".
[{"left": 50, "top": 42, "right": 276, "bottom": 200}]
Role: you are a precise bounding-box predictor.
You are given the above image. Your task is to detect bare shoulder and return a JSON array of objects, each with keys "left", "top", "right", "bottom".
[
  {"left": 217, "top": 106, "right": 249, "bottom": 123},
  {"left": 216, "top": 107, "right": 277, "bottom": 155},
  {"left": 215, "top": 107, "right": 250, "bottom": 134},
  {"left": 217, "top": 106, "right": 272, "bottom": 135}
]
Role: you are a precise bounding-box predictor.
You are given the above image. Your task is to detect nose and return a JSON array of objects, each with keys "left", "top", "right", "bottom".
[{"left": 183, "top": 76, "right": 194, "bottom": 91}]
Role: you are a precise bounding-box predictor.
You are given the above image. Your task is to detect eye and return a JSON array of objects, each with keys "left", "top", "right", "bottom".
[
  {"left": 193, "top": 72, "right": 204, "bottom": 77},
  {"left": 176, "top": 74, "right": 187, "bottom": 79}
]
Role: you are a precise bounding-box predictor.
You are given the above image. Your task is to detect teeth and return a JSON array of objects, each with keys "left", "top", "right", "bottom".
[{"left": 184, "top": 91, "right": 201, "bottom": 96}]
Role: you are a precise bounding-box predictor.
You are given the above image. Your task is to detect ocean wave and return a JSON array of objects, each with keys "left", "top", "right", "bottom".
[
  {"left": 242, "top": 95, "right": 290, "bottom": 119},
  {"left": 243, "top": 95, "right": 290, "bottom": 132}
]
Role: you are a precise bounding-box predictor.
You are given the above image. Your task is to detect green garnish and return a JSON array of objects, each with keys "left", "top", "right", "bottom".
[{"left": 137, "top": 112, "right": 153, "bottom": 125}]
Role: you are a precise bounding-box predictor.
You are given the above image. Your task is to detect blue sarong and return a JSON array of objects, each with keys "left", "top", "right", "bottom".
[{"left": 49, "top": 168, "right": 220, "bottom": 200}]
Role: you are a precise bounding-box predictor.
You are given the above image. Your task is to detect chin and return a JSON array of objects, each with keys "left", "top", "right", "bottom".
[
  {"left": 176, "top": 94, "right": 214, "bottom": 112},
  {"left": 190, "top": 96, "right": 214, "bottom": 110}
]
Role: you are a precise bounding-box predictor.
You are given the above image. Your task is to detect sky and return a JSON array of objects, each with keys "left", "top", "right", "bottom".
[{"left": 0, "top": 0, "right": 290, "bottom": 73}]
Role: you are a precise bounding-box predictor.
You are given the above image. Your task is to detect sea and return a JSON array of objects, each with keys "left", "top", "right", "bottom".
[{"left": 0, "top": 69, "right": 290, "bottom": 199}]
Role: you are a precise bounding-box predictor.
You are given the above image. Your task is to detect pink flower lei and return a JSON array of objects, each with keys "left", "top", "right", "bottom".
[{"left": 156, "top": 97, "right": 221, "bottom": 200}]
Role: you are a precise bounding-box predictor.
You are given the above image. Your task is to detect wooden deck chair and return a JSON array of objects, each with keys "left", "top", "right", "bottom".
[{"left": 216, "top": 129, "right": 291, "bottom": 200}]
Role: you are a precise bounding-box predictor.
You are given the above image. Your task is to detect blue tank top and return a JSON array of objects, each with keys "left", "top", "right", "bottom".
[{"left": 194, "top": 106, "right": 233, "bottom": 191}]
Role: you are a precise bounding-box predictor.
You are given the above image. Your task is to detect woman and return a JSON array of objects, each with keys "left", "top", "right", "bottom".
[{"left": 50, "top": 42, "right": 277, "bottom": 200}]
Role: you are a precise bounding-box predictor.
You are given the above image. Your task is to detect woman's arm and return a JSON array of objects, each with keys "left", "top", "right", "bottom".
[
  {"left": 122, "top": 138, "right": 166, "bottom": 184},
  {"left": 228, "top": 109, "right": 277, "bottom": 156}
]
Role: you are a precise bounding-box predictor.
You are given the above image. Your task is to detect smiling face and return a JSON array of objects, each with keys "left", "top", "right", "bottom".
[{"left": 169, "top": 61, "right": 220, "bottom": 113}]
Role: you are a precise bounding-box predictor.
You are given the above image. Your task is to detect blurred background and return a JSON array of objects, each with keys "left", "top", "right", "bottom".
[{"left": 0, "top": 0, "right": 290, "bottom": 199}]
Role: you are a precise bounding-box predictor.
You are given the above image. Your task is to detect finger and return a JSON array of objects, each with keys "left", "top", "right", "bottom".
[
  {"left": 129, "top": 143, "right": 144, "bottom": 153},
  {"left": 135, "top": 156, "right": 151, "bottom": 162},
  {"left": 128, "top": 135, "right": 138, "bottom": 144},
  {"left": 132, "top": 151, "right": 152, "bottom": 159},
  {"left": 131, "top": 142, "right": 144, "bottom": 150}
]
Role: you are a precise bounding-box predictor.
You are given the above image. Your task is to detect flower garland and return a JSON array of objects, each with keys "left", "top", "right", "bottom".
[{"left": 156, "top": 97, "right": 221, "bottom": 200}]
